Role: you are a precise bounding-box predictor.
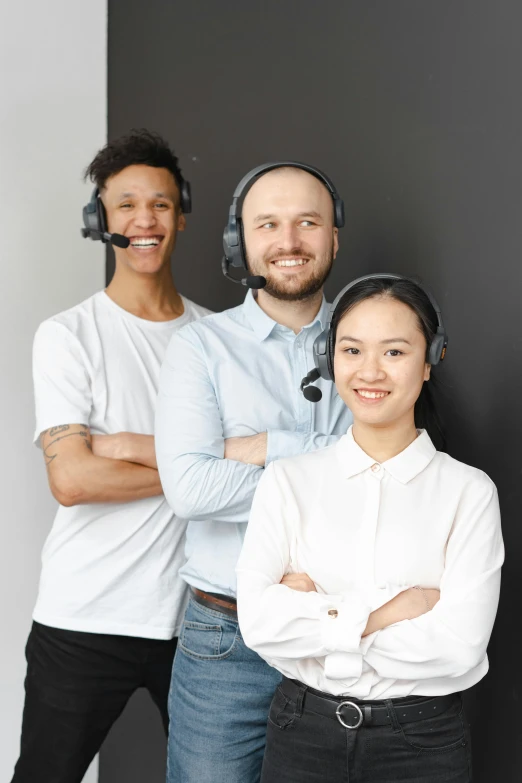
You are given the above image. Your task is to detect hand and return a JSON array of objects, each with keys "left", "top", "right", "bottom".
[
  {"left": 90, "top": 433, "right": 157, "bottom": 469},
  {"left": 91, "top": 433, "right": 128, "bottom": 461},
  {"left": 362, "top": 586, "right": 441, "bottom": 637},
  {"left": 224, "top": 433, "right": 267, "bottom": 467},
  {"left": 280, "top": 573, "right": 317, "bottom": 592}
]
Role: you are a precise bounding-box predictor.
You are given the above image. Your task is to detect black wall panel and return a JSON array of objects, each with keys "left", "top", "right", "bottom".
[{"left": 104, "top": 2, "right": 522, "bottom": 780}]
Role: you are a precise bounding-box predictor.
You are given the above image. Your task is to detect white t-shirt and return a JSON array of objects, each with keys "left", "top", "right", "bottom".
[{"left": 32, "top": 291, "right": 212, "bottom": 639}]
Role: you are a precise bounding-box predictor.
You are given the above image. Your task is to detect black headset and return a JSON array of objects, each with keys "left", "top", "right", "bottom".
[
  {"left": 222, "top": 161, "right": 345, "bottom": 289},
  {"left": 81, "top": 175, "right": 192, "bottom": 249},
  {"left": 300, "top": 273, "right": 448, "bottom": 402}
]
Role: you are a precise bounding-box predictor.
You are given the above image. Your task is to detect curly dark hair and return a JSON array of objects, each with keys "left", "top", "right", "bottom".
[{"left": 85, "top": 128, "right": 184, "bottom": 202}]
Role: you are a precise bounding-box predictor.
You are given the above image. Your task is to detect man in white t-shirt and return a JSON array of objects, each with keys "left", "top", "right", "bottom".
[{"left": 11, "top": 130, "right": 211, "bottom": 783}]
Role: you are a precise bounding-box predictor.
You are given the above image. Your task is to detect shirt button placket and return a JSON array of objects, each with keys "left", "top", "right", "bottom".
[
  {"left": 296, "top": 333, "right": 311, "bottom": 432},
  {"left": 355, "top": 468, "right": 383, "bottom": 585}
]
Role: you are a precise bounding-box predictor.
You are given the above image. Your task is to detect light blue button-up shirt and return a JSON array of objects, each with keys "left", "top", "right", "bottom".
[{"left": 155, "top": 290, "right": 353, "bottom": 596}]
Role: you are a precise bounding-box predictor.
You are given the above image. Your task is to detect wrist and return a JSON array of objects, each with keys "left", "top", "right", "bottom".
[
  {"left": 243, "top": 433, "right": 267, "bottom": 466},
  {"left": 117, "top": 432, "right": 134, "bottom": 462},
  {"left": 404, "top": 586, "right": 431, "bottom": 620},
  {"left": 396, "top": 588, "right": 422, "bottom": 621},
  {"left": 253, "top": 432, "right": 267, "bottom": 467},
  {"left": 413, "top": 586, "right": 431, "bottom": 612}
]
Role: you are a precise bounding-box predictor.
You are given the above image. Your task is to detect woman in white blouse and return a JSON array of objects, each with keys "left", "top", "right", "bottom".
[{"left": 236, "top": 274, "right": 503, "bottom": 783}]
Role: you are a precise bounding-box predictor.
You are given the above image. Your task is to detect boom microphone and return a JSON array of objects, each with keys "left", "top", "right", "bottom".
[
  {"left": 221, "top": 257, "right": 266, "bottom": 289},
  {"left": 300, "top": 368, "right": 323, "bottom": 402},
  {"left": 103, "top": 232, "right": 130, "bottom": 249},
  {"left": 80, "top": 227, "right": 130, "bottom": 249}
]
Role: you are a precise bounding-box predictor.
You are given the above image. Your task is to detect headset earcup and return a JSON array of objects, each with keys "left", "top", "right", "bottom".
[
  {"left": 222, "top": 225, "right": 231, "bottom": 256},
  {"left": 314, "top": 330, "right": 334, "bottom": 381},
  {"left": 428, "top": 331, "right": 447, "bottom": 365},
  {"left": 96, "top": 196, "right": 107, "bottom": 235},
  {"left": 326, "top": 330, "right": 335, "bottom": 380},
  {"left": 237, "top": 217, "right": 247, "bottom": 270},
  {"left": 82, "top": 204, "right": 95, "bottom": 235},
  {"left": 82, "top": 188, "right": 102, "bottom": 238},
  {"left": 223, "top": 217, "right": 247, "bottom": 269},
  {"left": 335, "top": 200, "right": 345, "bottom": 229},
  {"left": 181, "top": 180, "right": 192, "bottom": 214}
]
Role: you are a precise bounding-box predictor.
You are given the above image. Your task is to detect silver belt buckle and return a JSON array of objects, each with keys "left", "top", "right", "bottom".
[{"left": 336, "top": 700, "right": 364, "bottom": 730}]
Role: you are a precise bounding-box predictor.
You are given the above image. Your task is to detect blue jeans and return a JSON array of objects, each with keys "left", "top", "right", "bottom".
[{"left": 166, "top": 597, "right": 281, "bottom": 783}]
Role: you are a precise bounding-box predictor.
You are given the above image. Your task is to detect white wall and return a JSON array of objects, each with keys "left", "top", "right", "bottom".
[{"left": 0, "top": 2, "right": 107, "bottom": 780}]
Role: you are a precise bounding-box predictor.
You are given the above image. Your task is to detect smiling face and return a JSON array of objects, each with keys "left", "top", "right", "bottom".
[
  {"left": 102, "top": 164, "right": 185, "bottom": 275},
  {"left": 333, "top": 295, "right": 431, "bottom": 430},
  {"left": 241, "top": 168, "right": 339, "bottom": 301}
]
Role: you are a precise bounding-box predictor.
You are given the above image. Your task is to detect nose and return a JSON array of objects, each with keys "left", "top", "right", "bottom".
[
  {"left": 356, "top": 353, "right": 386, "bottom": 383},
  {"left": 276, "top": 222, "right": 300, "bottom": 250},
  {"left": 133, "top": 205, "right": 156, "bottom": 229}
]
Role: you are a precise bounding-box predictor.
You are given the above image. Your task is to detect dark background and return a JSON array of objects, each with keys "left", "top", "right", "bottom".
[{"left": 102, "top": 1, "right": 522, "bottom": 780}]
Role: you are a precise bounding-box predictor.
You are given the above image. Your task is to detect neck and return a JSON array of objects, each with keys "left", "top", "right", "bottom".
[
  {"left": 352, "top": 413, "right": 418, "bottom": 463},
  {"left": 105, "top": 262, "right": 184, "bottom": 322},
  {"left": 255, "top": 288, "right": 324, "bottom": 333}
]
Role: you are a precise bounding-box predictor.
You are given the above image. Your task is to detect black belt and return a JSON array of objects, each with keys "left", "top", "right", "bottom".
[
  {"left": 191, "top": 588, "right": 238, "bottom": 618},
  {"left": 281, "top": 677, "right": 459, "bottom": 730}
]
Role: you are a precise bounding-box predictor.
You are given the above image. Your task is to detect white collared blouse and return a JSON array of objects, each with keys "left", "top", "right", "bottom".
[{"left": 236, "top": 427, "right": 503, "bottom": 699}]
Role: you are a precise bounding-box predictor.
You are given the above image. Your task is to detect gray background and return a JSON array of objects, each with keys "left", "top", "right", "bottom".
[
  {"left": 1, "top": 2, "right": 106, "bottom": 780},
  {"left": 103, "top": 1, "right": 522, "bottom": 780}
]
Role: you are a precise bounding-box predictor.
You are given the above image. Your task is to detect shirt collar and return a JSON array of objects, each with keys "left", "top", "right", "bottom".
[
  {"left": 242, "top": 289, "right": 330, "bottom": 342},
  {"left": 336, "top": 426, "right": 437, "bottom": 484}
]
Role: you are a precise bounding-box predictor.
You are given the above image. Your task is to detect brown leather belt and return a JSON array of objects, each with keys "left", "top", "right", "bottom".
[{"left": 192, "top": 588, "right": 238, "bottom": 618}]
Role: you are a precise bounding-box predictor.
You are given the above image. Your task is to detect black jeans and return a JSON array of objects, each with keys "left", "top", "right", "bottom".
[
  {"left": 261, "top": 678, "right": 472, "bottom": 783},
  {"left": 11, "top": 621, "right": 177, "bottom": 783}
]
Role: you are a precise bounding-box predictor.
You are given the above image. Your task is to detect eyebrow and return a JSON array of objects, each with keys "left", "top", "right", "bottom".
[
  {"left": 118, "top": 191, "right": 173, "bottom": 200},
  {"left": 253, "top": 210, "right": 324, "bottom": 222},
  {"left": 338, "top": 336, "right": 412, "bottom": 345}
]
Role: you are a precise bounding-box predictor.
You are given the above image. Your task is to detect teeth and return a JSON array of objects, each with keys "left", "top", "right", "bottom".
[
  {"left": 131, "top": 237, "right": 160, "bottom": 247},
  {"left": 357, "top": 390, "right": 388, "bottom": 399},
  {"left": 273, "top": 259, "right": 307, "bottom": 267}
]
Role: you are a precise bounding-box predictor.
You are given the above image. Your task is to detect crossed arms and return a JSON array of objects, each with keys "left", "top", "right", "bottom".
[
  {"left": 237, "top": 462, "right": 503, "bottom": 682},
  {"left": 41, "top": 423, "right": 268, "bottom": 508},
  {"left": 41, "top": 425, "right": 162, "bottom": 506}
]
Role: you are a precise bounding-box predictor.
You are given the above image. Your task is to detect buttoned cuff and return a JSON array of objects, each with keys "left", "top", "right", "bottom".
[
  {"left": 266, "top": 430, "right": 306, "bottom": 465},
  {"left": 319, "top": 597, "right": 372, "bottom": 654},
  {"left": 324, "top": 651, "right": 363, "bottom": 681}
]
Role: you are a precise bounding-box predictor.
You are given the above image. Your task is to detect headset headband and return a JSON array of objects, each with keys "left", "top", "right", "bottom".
[
  {"left": 327, "top": 272, "right": 446, "bottom": 335},
  {"left": 228, "top": 161, "right": 345, "bottom": 227},
  {"left": 223, "top": 161, "right": 345, "bottom": 276},
  {"left": 82, "top": 170, "right": 192, "bottom": 245},
  {"left": 301, "top": 273, "right": 449, "bottom": 400}
]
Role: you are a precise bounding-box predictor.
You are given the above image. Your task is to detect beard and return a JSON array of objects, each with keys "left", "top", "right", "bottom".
[{"left": 246, "top": 243, "right": 334, "bottom": 302}]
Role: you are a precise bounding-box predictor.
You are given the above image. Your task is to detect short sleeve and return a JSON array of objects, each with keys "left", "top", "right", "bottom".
[{"left": 32, "top": 320, "right": 93, "bottom": 446}]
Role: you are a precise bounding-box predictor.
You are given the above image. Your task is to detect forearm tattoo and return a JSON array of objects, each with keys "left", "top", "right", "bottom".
[{"left": 42, "top": 424, "right": 91, "bottom": 466}]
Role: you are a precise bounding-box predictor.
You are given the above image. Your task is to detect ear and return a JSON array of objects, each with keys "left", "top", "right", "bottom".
[
  {"left": 424, "top": 363, "right": 431, "bottom": 382},
  {"left": 177, "top": 212, "right": 187, "bottom": 232},
  {"left": 333, "top": 227, "right": 339, "bottom": 259}
]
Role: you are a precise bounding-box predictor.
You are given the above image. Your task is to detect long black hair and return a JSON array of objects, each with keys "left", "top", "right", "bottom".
[{"left": 330, "top": 276, "right": 446, "bottom": 450}]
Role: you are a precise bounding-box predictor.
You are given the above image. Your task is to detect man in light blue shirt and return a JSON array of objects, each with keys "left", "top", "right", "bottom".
[{"left": 155, "top": 162, "right": 353, "bottom": 783}]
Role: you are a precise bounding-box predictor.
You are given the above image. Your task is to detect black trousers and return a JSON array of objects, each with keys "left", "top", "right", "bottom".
[
  {"left": 11, "top": 621, "right": 177, "bottom": 783},
  {"left": 261, "top": 678, "right": 472, "bottom": 783}
]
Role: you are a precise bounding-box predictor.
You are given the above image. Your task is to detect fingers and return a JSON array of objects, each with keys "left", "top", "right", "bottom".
[{"left": 280, "top": 573, "right": 316, "bottom": 592}]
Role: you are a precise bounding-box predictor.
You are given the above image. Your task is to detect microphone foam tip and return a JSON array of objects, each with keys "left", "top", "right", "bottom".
[{"left": 303, "top": 385, "right": 322, "bottom": 403}]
